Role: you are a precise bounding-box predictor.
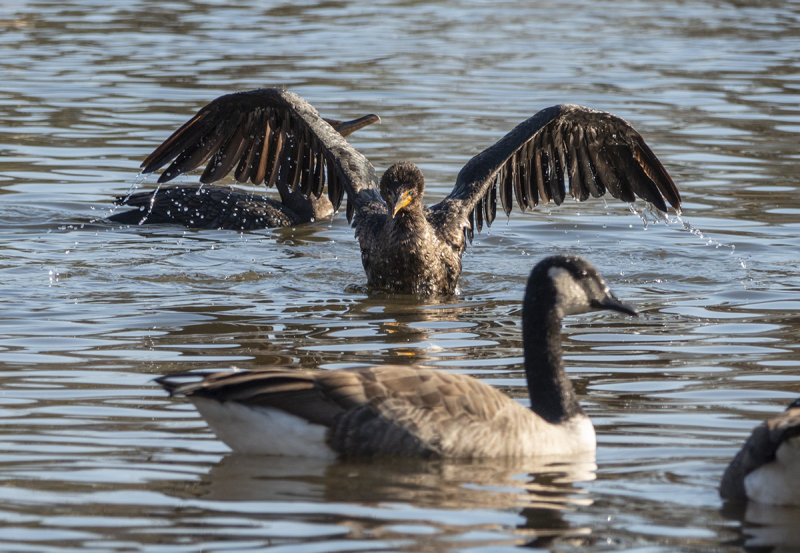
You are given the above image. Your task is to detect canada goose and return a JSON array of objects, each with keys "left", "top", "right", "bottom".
[
  {"left": 156, "top": 255, "right": 637, "bottom": 458},
  {"left": 131, "top": 88, "right": 680, "bottom": 296},
  {"left": 108, "top": 112, "right": 379, "bottom": 229},
  {"left": 720, "top": 398, "right": 800, "bottom": 505}
]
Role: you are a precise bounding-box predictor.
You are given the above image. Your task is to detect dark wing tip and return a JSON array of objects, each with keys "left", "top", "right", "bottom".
[
  {"left": 633, "top": 140, "right": 681, "bottom": 211},
  {"left": 153, "top": 372, "right": 207, "bottom": 397},
  {"left": 558, "top": 105, "right": 681, "bottom": 212}
]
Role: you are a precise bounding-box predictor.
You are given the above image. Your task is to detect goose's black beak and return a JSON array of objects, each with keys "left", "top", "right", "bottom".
[{"left": 593, "top": 294, "right": 638, "bottom": 317}]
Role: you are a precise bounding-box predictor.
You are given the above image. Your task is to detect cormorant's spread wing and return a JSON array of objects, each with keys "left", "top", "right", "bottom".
[
  {"left": 430, "top": 105, "right": 681, "bottom": 240},
  {"left": 140, "top": 88, "right": 381, "bottom": 214}
]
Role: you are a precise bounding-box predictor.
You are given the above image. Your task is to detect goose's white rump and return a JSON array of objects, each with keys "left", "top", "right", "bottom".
[{"left": 192, "top": 397, "right": 336, "bottom": 459}]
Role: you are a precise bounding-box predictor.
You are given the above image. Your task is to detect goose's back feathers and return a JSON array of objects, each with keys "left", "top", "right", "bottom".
[{"left": 319, "top": 366, "right": 592, "bottom": 458}]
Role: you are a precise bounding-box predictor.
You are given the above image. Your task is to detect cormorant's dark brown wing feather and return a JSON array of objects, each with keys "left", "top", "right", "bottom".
[
  {"left": 140, "top": 88, "right": 381, "bottom": 214},
  {"left": 430, "top": 104, "right": 681, "bottom": 240}
]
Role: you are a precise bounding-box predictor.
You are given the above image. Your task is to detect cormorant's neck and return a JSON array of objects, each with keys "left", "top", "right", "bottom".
[
  {"left": 522, "top": 293, "right": 583, "bottom": 424},
  {"left": 391, "top": 202, "right": 427, "bottom": 229}
]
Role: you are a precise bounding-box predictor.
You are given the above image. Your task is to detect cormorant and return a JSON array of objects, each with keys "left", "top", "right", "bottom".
[
  {"left": 157, "top": 255, "right": 637, "bottom": 458},
  {"left": 109, "top": 111, "right": 379, "bottom": 229},
  {"left": 128, "top": 88, "right": 681, "bottom": 296}
]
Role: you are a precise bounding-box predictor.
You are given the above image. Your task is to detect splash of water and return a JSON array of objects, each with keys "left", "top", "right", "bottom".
[
  {"left": 47, "top": 268, "right": 60, "bottom": 287},
  {"left": 627, "top": 202, "right": 747, "bottom": 269},
  {"left": 86, "top": 171, "right": 152, "bottom": 225}
]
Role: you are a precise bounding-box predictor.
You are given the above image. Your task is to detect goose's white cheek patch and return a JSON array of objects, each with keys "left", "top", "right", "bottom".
[{"left": 548, "top": 267, "right": 590, "bottom": 315}]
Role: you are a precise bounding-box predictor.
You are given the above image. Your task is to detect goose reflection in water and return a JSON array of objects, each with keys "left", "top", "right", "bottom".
[{"left": 175, "top": 452, "right": 597, "bottom": 550}]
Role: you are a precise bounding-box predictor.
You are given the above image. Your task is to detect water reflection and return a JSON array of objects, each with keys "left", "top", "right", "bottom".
[
  {"left": 722, "top": 501, "right": 800, "bottom": 551},
  {"left": 137, "top": 291, "right": 508, "bottom": 374},
  {"left": 181, "top": 452, "right": 597, "bottom": 549}
]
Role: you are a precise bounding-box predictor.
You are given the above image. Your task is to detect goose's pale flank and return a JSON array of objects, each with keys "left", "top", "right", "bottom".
[
  {"left": 108, "top": 109, "right": 379, "bottom": 229},
  {"left": 127, "top": 87, "right": 681, "bottom": 296},
  {"left": 156, "top": 255, "right": 637, "bottom": 458},
  {"left": 720, "top": 398, "right": 800, "bottom": 506}
]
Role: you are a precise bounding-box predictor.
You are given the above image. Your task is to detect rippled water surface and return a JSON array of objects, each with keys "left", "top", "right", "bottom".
[{"left": 2, "top": 1, "right": 800, "bottom": 551}]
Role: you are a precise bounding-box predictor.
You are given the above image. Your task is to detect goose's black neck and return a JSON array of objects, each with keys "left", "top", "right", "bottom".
[{"left": 522, "top": 282, "right": 583, "bottom": 424}]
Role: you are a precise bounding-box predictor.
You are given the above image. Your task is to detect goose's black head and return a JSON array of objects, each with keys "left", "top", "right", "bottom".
[
  {"left": 525, "top": 255, "right": 637, "bottom": 318},
  {"left": 380, "top": 162, "right": 426, "bottom": 218}
]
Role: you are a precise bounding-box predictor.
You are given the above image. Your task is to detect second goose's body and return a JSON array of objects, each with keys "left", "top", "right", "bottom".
[
  {"left": 158, "top": 255, "right": 636, "bottom": 458},
  {"left": 720, "top": 398, "right": 800, "bottom": 506}
]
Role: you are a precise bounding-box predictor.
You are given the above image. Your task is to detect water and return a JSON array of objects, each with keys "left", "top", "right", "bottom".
[{"left": 2, "top": 0, "right": 800, "bottom": 551}]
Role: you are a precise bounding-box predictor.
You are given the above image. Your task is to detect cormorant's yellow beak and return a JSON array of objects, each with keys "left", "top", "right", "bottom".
[{"left": 392, "top": 189, "right": 414, "bottom": 218}]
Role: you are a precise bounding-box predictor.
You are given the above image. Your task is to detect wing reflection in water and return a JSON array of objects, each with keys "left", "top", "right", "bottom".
[{"left": 174, "top": 452, "right": 597, "bottom": 548}]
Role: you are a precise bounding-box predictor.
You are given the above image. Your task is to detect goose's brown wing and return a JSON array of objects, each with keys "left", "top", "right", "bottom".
[
  {"left": 140, "top": 88, "right": 381, "bottom": 213},
  {"left": 315, "top": 366, "right": 511, "bottom": 457},
  {"left": 156, "top": 369, "right": 344, "bottom": 427},
  {"left": 429, "top": 105, "right": 680, "bottom": 240},
  {"left": 157, "top": 366, "right": 510, "bottom": 457}
]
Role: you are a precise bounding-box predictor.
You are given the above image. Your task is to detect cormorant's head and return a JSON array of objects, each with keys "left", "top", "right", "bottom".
[{"left": 380, "top": 162, "right": 425, "bottom": 218}]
